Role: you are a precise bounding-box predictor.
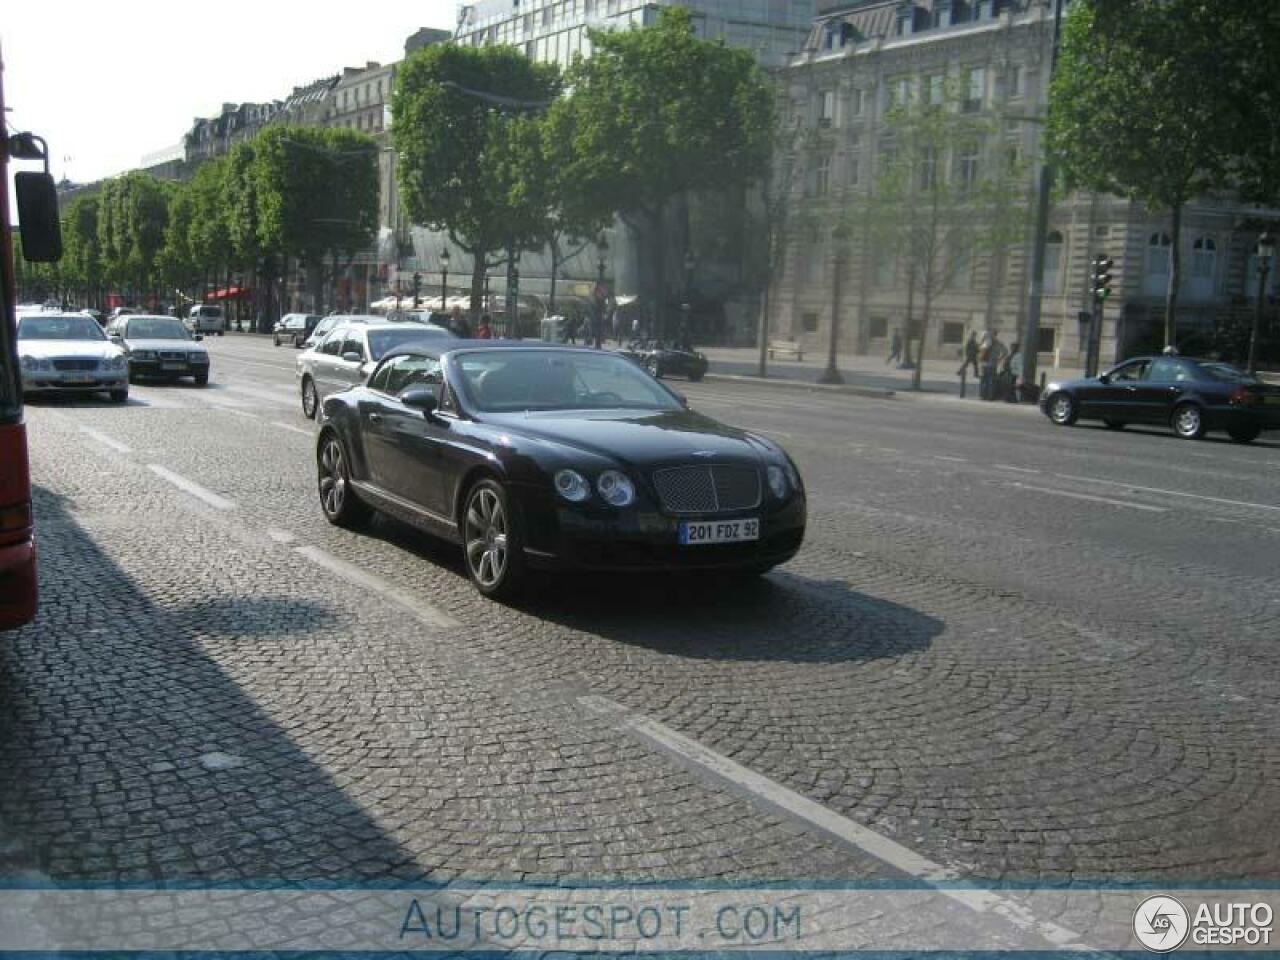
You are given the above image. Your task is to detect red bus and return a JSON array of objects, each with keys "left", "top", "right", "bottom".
[{"left": 1, "top": 46, "right": 62, "bottom": 630}]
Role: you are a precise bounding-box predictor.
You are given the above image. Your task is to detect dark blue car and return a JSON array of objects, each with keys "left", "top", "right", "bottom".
[{"left": 1041, "top": 355, "right": 1280, "bottom": 442}]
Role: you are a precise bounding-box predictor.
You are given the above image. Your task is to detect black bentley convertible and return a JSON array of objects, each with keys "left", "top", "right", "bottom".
[
  {"left": 316, "top": 342, "right": 806, "bottom": 598},
  {"left": 617, "top": 338, "right": 709, "bottom": 381}
]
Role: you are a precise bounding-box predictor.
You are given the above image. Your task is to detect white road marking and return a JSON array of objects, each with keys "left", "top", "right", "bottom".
[
  {"left": 269, "top": 420, "right": 313, "bottom": 437},
  {"left": 578, "top": 694, "right": 1087, "bottom": 950},
  {"left": 77, "top": 426, "right": 131, "bottom": 455},
  {"left": 932, "top": 454, "right": 967, "bottom": 463},
  {"left": 993, "top": 464, "right": 1040, "bottom": 474},
  {"left": 292, "top": 544, "right": 458, "bottom": 629},
  {"left": 1008, "top": 482, "right": 1167, "bottom": 513},
  {"left": 146, "top": 465, "right": 236, "bottom": 511},
  {"left": 1054, "top": 472, "right": 1280, "bottom": 513}
]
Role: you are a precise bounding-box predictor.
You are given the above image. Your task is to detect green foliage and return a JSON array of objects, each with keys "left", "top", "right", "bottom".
[
  {"left": 549, "top": 7, "right": 773, "bottom": 226},
  {"left": 62, "top": 195, "right": 102, "bottom": 294},
  {"left": 392, "top": 44, "right": 561, "bottom": 260},
  {"left": 186, "top": 157, "right": 232, "bottom": 274},
  {"left": 95, "top": 171, "right": 170, "bottom": 295},
  {"left": 1218, "top": 4, "right": 1280, "bottom": 206}
]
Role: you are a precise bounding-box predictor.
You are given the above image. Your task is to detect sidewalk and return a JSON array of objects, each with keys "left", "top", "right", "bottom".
[{"left": 700, "top": 346, "right": 1085, "bottom": 400}]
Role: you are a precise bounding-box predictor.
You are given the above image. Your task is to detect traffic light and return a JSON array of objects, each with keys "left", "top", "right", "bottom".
[
  {"left": 412, "top": 271, "right": 422, "bottom": 307},
  {"left": 1091, "top": 254, "right": 1113, "bottom": 301}
]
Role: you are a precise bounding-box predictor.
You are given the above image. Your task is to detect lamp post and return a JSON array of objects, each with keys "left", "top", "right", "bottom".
[
  {"left": 680, "top": 249, "right": 695, "bottom": 346},
  {"left": 818, "top": 226, "right": 848, "bottom": 385},
  {"left": 440, "top": 248, "right": 450, "bottom": 312},
  {"left": 595, "top": 236, "right": 609, "bottom": 348},
  {"left": 1250, "top": 231, "right": 1274, "bottom": 373}
]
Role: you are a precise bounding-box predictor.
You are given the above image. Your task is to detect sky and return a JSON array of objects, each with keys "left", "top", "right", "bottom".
[{"left": 3, "top": 0, "right": 456, "bottom": 185}]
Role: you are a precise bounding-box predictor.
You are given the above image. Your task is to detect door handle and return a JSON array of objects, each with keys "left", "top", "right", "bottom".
[{"left": 367, "top": 412, "right": 383, "bottom": 424}]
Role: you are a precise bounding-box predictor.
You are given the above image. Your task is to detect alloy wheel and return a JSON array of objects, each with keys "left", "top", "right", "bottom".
[
  {"left": 465, "top": 487, "right": 509, "bottom": 589},
  {"left": 1174, "top": 404, "right": 1202, "bottom": 438},
  {"left": 318, "top": 439, "right": 346, "bottom": 518},
  {"left": 1049, "top": 394, "right": 1074, "bottom": 425},
  {"left": 302, "top": 378, "right": 318, "bottom": 419}
]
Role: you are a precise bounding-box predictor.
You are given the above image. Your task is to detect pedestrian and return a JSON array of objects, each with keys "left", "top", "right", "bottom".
[
  {"left": 958, "top": 331, "right": 980, "bottom": 379},
  {"left": 631, "top": 314, "right": 641, "bottom": 343},
  {"left": 981, "top": 331, "right": 1007, "bottom": 401},
  {"left": 476, "top": 315, "right": 493, "bottom": 339},
  {"left": 449, "top": 305, "right": 468, "bottom": 338},
  {"left": 1004, "top": 341, "right": 1023, "bottom": 402},
  {"left": 887, "top": 328, "right": 903, "bottom": 365},
  {"left": 566, "top": 313, "right": 579, "bottom": 344}
]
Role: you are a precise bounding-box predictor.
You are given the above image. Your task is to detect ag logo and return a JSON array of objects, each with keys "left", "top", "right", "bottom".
[{"left": 1133, "top": 895, "right": 1190, "bottom": 952}]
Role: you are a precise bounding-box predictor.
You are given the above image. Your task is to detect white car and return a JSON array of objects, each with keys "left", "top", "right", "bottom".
[
  {"left": 16, "top": 313, "right": 129, "bottom": 402},
  {"left": 297, "top": 321, "right": 453, "bottom": 419},
  {"left": 186, "top": 303, "right": 226, "bottom": 335}
]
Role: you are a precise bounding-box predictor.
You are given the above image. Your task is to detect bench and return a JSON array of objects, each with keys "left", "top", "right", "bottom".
[{"left": 768, "top": 339, "right": 804, "bottom": 361}]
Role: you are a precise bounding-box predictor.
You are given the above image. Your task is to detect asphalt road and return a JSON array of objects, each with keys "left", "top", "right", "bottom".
[{"left": 4, "top": 333, "right": 1279, "bottom": 919}]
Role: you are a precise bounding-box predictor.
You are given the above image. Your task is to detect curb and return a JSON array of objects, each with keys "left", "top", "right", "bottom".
[{"left": 702, "top": 372, "right": 896, "bottom": 400}]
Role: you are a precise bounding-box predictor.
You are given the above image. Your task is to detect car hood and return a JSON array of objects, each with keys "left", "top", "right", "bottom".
[
  {"left": 123, "top": 339, "right": 207, "bottom": 353},
  {"left": 486, "top": 408, "right": 773, "bottom": 470},
  {"left": 18, "top": 341, "right": 123, "bottom": 360}
]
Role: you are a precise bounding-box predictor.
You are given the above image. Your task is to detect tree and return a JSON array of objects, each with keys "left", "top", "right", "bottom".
[
  {"left": 393, "top": 44, "right": 561, "bottom": 319},
  {"left": 1217, "top": 5, "right": 1280, "bottom": 207},
  {"left": 866, "top": 81, "right": 1028, "bottom": 390},
  {"left": 549, "top": 7, "right": 773, "bottom": 335},
  {"left": 254, "top": 126, "right": 378, "bottom": 314},
  {"left": 96, "top": 172, "right": 170, "bottom": 306},
  {"left": 1047, "top": 0, "right": 1229, "bottom": 349},
  {"left": 186, "top": 157, "right": 232, "bottom": 303},
  {"left": 62, "top": 195, "right": 103, "bottom": 308}
]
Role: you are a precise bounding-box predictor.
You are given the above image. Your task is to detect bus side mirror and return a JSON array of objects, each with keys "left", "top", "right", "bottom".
[{"left": 15, "top": 171, "right": 62, "bottom": 263}]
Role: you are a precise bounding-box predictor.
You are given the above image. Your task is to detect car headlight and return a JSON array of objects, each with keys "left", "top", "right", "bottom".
[
  {"left": 767, "top": 464, "right": 789, "bottom": 499},
  {"left": 132, "top": 350, "right": 155, "bottom": 360},
  {"left": 20, "top": 356, "right": 52, "bottom": 372},
  {"left": 190, "top": 352, "right": 209, "bottom": 364},
  {"left": 597, "top": 469, "right": 635, "bottom": 507},
  {"left": 554, "top": 469, "right": 591, "bottom": 503},
  {"left": 104, "top": 354, "right": 126, "bottom": 370},
  {"left": 784, "top": 459, "right": 802, "bottom": 494}
]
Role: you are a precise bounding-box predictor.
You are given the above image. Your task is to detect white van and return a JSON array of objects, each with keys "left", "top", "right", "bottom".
[{"left": 187, "top": 304, "right": 226, "bottom": 335}]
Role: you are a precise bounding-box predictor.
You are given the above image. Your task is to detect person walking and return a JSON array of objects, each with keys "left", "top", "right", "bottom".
[
  {"left": 1005, "top": 341, "right": 1024, "bottom": 402},
  {"left": 477, "top": 315, "right": 493, "bottom": 339},
  {"left": 886, "top": 328, "right": 903, "bottom": 365},
  {"left": 981, "top": 331, "right": 1007, "bottom": 401},
  {"left": 958, "top": 331, "right": 980, "bottom": 379}
]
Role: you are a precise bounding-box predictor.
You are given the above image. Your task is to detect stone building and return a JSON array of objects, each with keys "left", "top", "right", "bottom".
[
  {"left": 771, "top": 0, "right": 1278, "bottom": 368},
  {"left": 184, "top": 101, "right": 279, "bottom": 164}
]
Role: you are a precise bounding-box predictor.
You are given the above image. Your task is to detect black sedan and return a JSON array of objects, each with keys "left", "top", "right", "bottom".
[
  {"left": 618, "top": 339, "right": 709, "bottom": 381},
  {"left": 1042, "top": 355, "right": 1280, "bottom": 442},
  {"left": 316, "top": 342, "right": 805, "bottom": 598}
]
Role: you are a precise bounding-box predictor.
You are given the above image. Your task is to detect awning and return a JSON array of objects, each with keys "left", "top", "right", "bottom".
[{"left": 206, "top": 286, "right": 252, "bottom": 300}]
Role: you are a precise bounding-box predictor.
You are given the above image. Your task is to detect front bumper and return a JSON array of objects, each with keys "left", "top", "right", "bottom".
[
  {"left": 129, "top": 357, "right": 209, "bottom": 378},
  {"left": 22, "top": 371, "right": 127, "bottom": 393},
  {"left": 515, "top": 485, "right": 807, "bottom": 571}
]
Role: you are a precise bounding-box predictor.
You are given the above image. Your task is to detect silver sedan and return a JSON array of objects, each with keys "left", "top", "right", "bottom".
[{"left": 16, "top": 313, "right": 129, "bottom": 401}]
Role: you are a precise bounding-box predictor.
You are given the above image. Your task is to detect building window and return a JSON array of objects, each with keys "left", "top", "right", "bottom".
[
  {"left": 964, "top": 67, "right": 985, "bottom": 112},
  {"left": 956, "top": 141, "right": 980, "bottom": 191},
  {"left": 809, "top": 155, "right": 831, "bottom": 196},
  {"left": 851, "top": 88, "right": 866, "bottom": 116},
  {"left": 868, "top": 315, "right": 889, "bottom": 339},
  {"left": 888, "top": 76, "right": 912, "bottom": 110},
  {"left": 819, "top": 89, "right": 836, "bottom": 127},
  {"left": 873, "top": 247, "right": 894, "bottom": 288},
  {"left": 1036, "top": 326, "right": 1057, "bottom": 354},
  {"left": 926, "top": 73, "right": 946, "bottom": 106},
  {"left": 847, "top": 133, "right": 862, "bottom": 187},
  {"left": 919, "top": 145, "right": 938, "bottom": 191},
  {"left": 804, "top": 227, "right": 824, "bottom": 282},
  {"left": 1145, "top": 231, "right": 1171, "bottom": 296},
  {"left": 941, "top": 321, "right": 964, "bottom": 345},
  {"left": 801, "top": 312, "right": 820, "bottom": 333},
  {"left": 878, "top": 131, "right": 898, "bottom": 171},
  {"left": 948, "top": 242, "right": 971, "bottom": 289},
  {"left": 933, "top": 0, "right": 952, "bottom": 27},
  {"left": 1190, "top": 235, "right": 1216, "bottom": 299},
  {"left": 1044, "top": 230, "right": 1064, "bottom": 294}
]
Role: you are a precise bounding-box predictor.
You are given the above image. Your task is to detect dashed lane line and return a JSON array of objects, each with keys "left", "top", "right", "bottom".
[
  {"left": 270, "top": 420, "right": 314, "bottom": 437},
  {"left": 146, "top": 465, "right": 236, "bottom": 511},
  {"left": 77, "top": 426, "right": 132, "bottom": 455},
  {"left": 577, "top": 694, "right": 1088, "bottom": 951},
  {"left": 1053, "top": 471, "right": 1280, "bottom": 513},
  {"left": 1008, "top": 481, "right": 1167, "bottom": 513},
  {"left": 992, "top": 464, "right": 1040, "bottom": 475},
  {"left": 292, "top": 544, "right": 458, "bottom": 630}
]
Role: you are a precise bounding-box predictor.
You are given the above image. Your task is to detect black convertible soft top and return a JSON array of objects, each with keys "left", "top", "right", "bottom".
[{"left": 378, "top": 339, "right": 613, "bottom": 362}]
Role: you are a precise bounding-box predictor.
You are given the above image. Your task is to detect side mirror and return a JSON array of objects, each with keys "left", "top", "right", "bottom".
[
  {"left": 342, "top": 351, "right": 362, "bottom": 363},
  {"left": 15, "top": 171, "right": 63, "bottom": 263},
  {"left": 109, "top": 332, "right": 123, "bottom": 342},
  {"left": 194, "top": 334, "right": 205, "bottom": 342},
  {"left": 398, "top": 384, "right": 438, "bottom": 416},
  {"left": 1098, "top": 373, "right": 1111, "bottom": 384}
]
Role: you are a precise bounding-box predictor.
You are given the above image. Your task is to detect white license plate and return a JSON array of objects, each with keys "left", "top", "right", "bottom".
[
  {"left": 65, "top": 377, "right": 95, "bottom": 385},
  {"left": 161, "top": 362, "right": 186, "bottom": 370},
  {"left": 679, "top": 518, "right": 760, "bottom": 545}
]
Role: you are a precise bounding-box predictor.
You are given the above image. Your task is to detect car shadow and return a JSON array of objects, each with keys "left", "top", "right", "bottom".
[
  {"left": 1077, "top": 421, "right": 1280, "bottom": 448},
  {"left": 0, "top": 487, "right": 418, "bottom": 886}
]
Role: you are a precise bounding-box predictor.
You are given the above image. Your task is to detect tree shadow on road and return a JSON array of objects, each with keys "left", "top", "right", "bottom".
[
  {"left": 522, "top": 567, "right": 944, "bottom": 665},
  {"left": 0, "top": 487, "right": 419, "bottom": 886}
]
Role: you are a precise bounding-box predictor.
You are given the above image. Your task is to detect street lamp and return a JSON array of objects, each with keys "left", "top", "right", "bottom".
[
  {"left": 1250, "top": 231, "right": 1274, "bottom": 373},
  {"left": 679, "top": 249, "right": 695, "bottom": 345},
  {"left": 440, "top": 248, "right": 450, "bottom": 312},
  {"left": 818, "top": 225, "right": 849, "bottom": 384}
]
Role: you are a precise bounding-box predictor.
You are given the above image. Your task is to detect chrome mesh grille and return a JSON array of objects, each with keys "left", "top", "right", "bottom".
[
  {"left": 52, "top": 358, "right": 98, "bottom": 371},
  {"left": 652, "top": 464, "right": 761, "bottom": 514}
]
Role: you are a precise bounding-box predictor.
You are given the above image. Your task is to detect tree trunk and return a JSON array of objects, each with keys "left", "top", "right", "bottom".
[
  {"left": 915, "top": 285, "right": 932, "bottom": 392},
  {"left": 549, "top": 236, "right": 560, "bottom": 315},
  {"left": 649, "top": 207, "right": 666, "bottom": 340},
  {"left": 1165, "top": 202, "right": 1182, "bottom": 349},
  {"left": 905, "top": 265, "right": 917, "bottom": 388},
  {"left": 470, "top": 247, "right": 487, "bottom": 321}
]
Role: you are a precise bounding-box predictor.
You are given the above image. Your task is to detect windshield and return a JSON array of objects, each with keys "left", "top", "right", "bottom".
[
  {"left": 1197, "top": 362, "right": 1259, "bottom": 384},
  {"left": 126, "top": 317, "right": 190, "bottom": 340},
  {"left": 18, "top": 315, "right": 107, "bottom": 341},
  {"left": 367, "top": 327, "right": 452, "bottom": 359},
  {"left": 454, "top": 349, "right": 682, "bottom": 412}
]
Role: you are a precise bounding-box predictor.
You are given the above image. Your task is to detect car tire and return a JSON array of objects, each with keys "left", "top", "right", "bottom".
[
  {"left": 194, "top": 373, "right": 209, "bottom": 386},
  {"left": 295, "top": 334, "right": 306, "bottom": 349},
  {"left": 1047, "top": 392, "right": 1077, "bottom": 426},
  {"left": 1171, "top": 402, "right": 1206, "bottom": 440},
  {"left": 1228, "top": 424, "right": 1261, "bottom": 444},
  {"left": 110, "top": 389, "right": 128, "bottom": 404},
  {"left": 462, "top": 478, "right": 526, "bottom": 601},
  {"left": 689, "top": 369, "right": 705, "bottom": 382},
  {"left": 301, "top": 376, "right": 319, "bottom": 419},
  {"left": 1103, "top": 419, "right": 1125, "bottom": 430},
  {"left": 127, "top": 370, "right": 138, "bottom": 385},
  {"left": 317, "top": 431, "right": 372, "bottom": 529},
  {"left": 274, "top": 334, "right": 281, "bottom": 346}
]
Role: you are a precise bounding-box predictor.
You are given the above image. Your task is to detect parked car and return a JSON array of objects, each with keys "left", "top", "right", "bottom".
[
  {"left": 1042, "top": 355, "right": 1280, "bottom": 442},
  {"left": 108, "top": 314, "right": 210, "bottom": 385},
  {"left": 16, "top": 312, "right": 129, "bottom": 402},
  {"left": 315, "top": 342, "right": 806, "bottom": 598},
  {"left": 296, "top": 321, "right": 454, "bottom": 419},
  {"left": 185, "top": 303, "right": 226, "bottom": 335},
  {"left": 274, "top": 313, "right": 322, "bottom": 348},
  {"left": 618, "top": 338, "right": 709, "bottom": 381}
]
